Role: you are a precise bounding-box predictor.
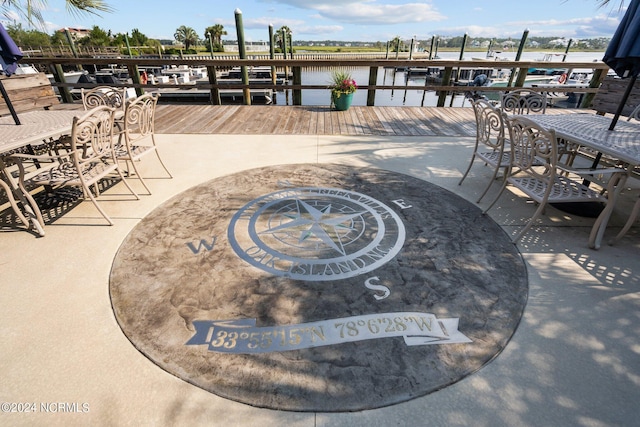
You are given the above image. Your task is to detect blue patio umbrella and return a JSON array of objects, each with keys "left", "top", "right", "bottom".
[
  {"left": 0, "top": 22, "right": 24, "bottom": 124},
  {"left": 603, "top": 0, "right": 640, "bottom": 130}
]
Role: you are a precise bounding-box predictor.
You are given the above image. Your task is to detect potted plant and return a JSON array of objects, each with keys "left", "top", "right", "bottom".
[{"left": 330, "top": 70, "right": 357, "bottom": 111}]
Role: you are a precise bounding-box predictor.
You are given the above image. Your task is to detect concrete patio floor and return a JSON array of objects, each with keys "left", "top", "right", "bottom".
[{"left": 1, "top": 133, "right": 639, "bottom": 427}]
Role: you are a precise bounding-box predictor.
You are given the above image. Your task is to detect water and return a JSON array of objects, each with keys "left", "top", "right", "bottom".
[{"left": 273, "top": 51, "right": 606, "bottom": 107}]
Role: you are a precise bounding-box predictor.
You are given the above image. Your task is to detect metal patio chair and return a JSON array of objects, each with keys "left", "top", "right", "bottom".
[
  {"left": 459, "top": 98, "right": 511, "bottom": 203},
  {"left": 8, "top": 106, "right": 139, "bottom": 226},
  {"left": 114, "top": 93, "right": 172, "bottom": 194},
  {"left": 499, "top": 89, "right": 547, "bottom": 115},
  {"left": 483, "top": 116, "right": 627, "bottom": 244}
]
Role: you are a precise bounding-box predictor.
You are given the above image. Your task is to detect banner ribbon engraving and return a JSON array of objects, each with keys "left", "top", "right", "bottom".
[{"left": 186, "top": 312, "right": 471, "bottom": 354}]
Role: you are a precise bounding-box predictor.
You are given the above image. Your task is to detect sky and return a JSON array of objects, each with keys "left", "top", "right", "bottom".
[{"left": 2, "top": 0, "right": 631, "bottom": 42}]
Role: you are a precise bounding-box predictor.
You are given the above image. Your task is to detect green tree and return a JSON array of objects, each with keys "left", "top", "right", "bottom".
[
  {"left": 205, "top": 24, "right": 226, "bottom": 45},
  {"left": 129, "top": 28, "right": 148, "bottom": 46},
  {"left": 275, "top": 25, "right": 292, "bottom": 51},
  {"left": 77, "top": 25, "right": 111, "bottom": 46},
  {"left": 146, "top": 38, "right": 162, "bottom": 50},
  {"left": 5, "top": 22, "right": 50, "bottom": 46},
  {"left": 174, "top": 25, "right": 198, "bottom": 50},
  {"left": 1, "top": 0, "right": 113, "bottom": 28},
  {"left": 389, "top": 36, "right": 403, "bottom": 53}
]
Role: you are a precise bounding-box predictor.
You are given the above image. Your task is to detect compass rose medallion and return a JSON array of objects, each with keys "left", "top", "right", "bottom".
[{"left": 228, "top": 187, "right": 406, "bottom": 281}]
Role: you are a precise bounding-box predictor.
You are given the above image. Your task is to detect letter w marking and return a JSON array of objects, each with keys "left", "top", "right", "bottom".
[{"left": 186, "top": 237, "right": 217, "bottom": 254}]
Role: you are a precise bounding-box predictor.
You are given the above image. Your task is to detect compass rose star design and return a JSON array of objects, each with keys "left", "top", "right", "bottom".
[{"left": 260, "top": 198, "right": 366, "bottom": 255}]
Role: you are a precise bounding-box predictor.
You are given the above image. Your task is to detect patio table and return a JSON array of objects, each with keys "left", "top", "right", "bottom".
[
  {"left": 0, "top": 110, "right": 79, "bottom": 236},
  {"left": 513, "top": 113, "right": 640, "bottom": 249}
]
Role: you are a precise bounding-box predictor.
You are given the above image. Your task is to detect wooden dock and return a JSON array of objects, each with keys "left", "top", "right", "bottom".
[{"left": 154, "top": 105, "right": 480, "bottom": 136}]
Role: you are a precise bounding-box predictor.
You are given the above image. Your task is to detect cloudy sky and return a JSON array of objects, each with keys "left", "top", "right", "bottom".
[{"left": 4, "top": 0, "right": 630, "bottom": 41}]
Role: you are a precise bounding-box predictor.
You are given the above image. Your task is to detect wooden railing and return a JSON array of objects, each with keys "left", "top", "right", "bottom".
[{"left": 24, "top": 56, "right": 610, "bottom": 107}]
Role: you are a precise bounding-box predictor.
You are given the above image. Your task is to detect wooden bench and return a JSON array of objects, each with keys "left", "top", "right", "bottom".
[
  {"left": 577, "top": 75, "right": 640, "bottom": 178},
  {"left": 0, "top": 72, "right": 61, "bottom": 116},
  {"left": 590, "top": 75, "right": 640, "bottom": 117}
]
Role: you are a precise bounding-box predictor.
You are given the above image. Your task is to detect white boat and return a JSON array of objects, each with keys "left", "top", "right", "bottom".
[
  {"left": 14, "top": 64, "right": 39, "bottom": 74},
  {"left": 45, "top": 70, "right": 88, "bottom": 84},
  {"left": 156, "top": 65, "right": 208, "bottom": 84},
  {"left": 13, "top": 64, "right": 87, "bottom": 84},
  {"left": 483, "top": 75, "right": 558, "bottom": 88}
]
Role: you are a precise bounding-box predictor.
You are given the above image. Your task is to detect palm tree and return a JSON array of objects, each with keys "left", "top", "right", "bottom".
[
  {"left": 205, "top": 24, "right": 227, "bottom": 46},
  {"left": 1, "top": 0, "right": 113, "bottom": 26},
  {"left": 174, "top": 25, "right": 199, "bottom": 51},
  {"left": 597, "top": 0, "right": 627, "bottom": 8},
  {"left": 275, "top": 25, "right": 292, "bottom": 51}
]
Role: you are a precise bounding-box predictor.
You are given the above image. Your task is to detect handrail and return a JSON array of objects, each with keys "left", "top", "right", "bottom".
[{"left": 25, "top": 56, "right": 610, "bottom": 107}]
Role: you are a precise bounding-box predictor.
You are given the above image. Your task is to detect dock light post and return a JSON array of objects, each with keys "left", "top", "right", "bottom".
[
  {"left": 508, "top": 28, "right": 529, "bottom": 87},
  {"left": 63, "top": 28, "right": 78, "bottom": 58},
  {"left": 234, "top": 8, "right": 251, "bottom": 105},
  {"left": 454, "top": 33, "right": 468, "bottom": 83},
  {"left": 289, "top": 31, "right": 294, "bottom": 59},
  {"left": 562, "top": 38, "right": 573, "bottom": 62},
  {"left": 209, "top": 31, "right": 215, "bottom": 59},
  {"left": 124, "top": 32, "right": 133, "bottom": 58},
  {"left": 429, "top": 35, "right": 435, "bottom": 60},
  {"left": 268, "top": 24, "right": 276, "bottom": 85},
  {"left": 281, "top": 29, "right": 288, "bottom": 59},
  {"left": 409, "top": 36, "right": 415, "bottom": 60}
]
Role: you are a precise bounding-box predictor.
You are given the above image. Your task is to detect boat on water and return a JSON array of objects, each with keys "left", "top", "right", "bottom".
[
  {"left": 218, "top": 66, "right": 289, "bottom": 84},
  {"left": 483, "top": 75, "right": 558, "bottom": 88},
  {"left": 13, "top": 63, "right": 89, "bottom": 85},
  {"left": 527, "top": 53, "right": 569, "bottom": 76}
]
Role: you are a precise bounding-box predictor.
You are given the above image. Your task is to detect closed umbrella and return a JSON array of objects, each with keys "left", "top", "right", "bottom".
[
  {"left": 603, "top": 0, "right": 640, "bottom": 130},
  {"left": 0, "top": 23, "right": 24, "bottom": 124}
]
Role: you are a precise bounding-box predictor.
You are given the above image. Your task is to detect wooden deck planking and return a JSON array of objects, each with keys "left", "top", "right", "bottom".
[{"left": 153, "top": 105, "right": 480, "bottom": 137}]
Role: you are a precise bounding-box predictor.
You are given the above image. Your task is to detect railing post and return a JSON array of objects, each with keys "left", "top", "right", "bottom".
[
  {"left": 514, "top": 66, "right": 528, "bottom": 88},
  {"left": 437, "top": 67, "right": 453, "bottom": 107},
  {"left": 234, "top": 9, "right": 251, "bottom": 105},
  {"left": 367, "top": 66, "right": 377, "bottom": 106},
  {"left": 127, "top": 64, "right": 144, "bottom": 96},
  {"left": 292, "top": 66, "right": 302, "bottom": 105},
  {"left": 51, "top": 64, "right": 73, "bottom": 103},
  {"left": 207, "top": 65, "right": 221, "bottom": 105},
  {"left": 580, "top": 68, "right": 606, "bottom": 108}
]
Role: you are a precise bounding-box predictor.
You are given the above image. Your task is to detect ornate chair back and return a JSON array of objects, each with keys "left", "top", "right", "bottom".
[
  {"left": 508, "top": 116, "right": 557, "bottom": 184},
  {"left": 500, "top": 89, "right": 547, "bottom": 115},
  {"left": 123, "top": 92, "right": 159, "bottom": 143},
  {"left": 473, "top": 98, "right": 507, "bottom": 152},
  {"left": 81, "top": 86, "right": 129, "bottom": 111}
]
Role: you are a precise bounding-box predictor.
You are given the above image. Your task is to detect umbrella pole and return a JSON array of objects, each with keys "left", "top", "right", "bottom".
[
  {"left": 609, "top": 73, "right": 637, "bottom": 130},
  {"left": 0, "top": 79, "right": 20, "bottom": 125}
]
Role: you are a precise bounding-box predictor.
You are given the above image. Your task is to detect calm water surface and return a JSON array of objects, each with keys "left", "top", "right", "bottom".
[{"left": 274, "top": 51, "right": 605, "bottom": 107}]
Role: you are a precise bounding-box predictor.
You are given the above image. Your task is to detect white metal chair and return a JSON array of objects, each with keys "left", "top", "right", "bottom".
[
  {"left": 500, "top": 89, "right": 580, "bottom": 170},
  {"left": 81, "top": 86, "right": 129, "bottom": 111},
  {"left": 459, "top": 98, "right": 511, "bottom": 203},
  {"left": 610, "top": 194, "right": 640, "bottom": 244},
  {"left": 626, "top": 104, "right": 640, "bottom": 121},
  {"left": 483, "top": 116, "right": 627, "bottom": 245},
  {"left": 0, "top": 163, "right": 44, "bottom": 234},
  {"left": 8, "top": 106, "right": 139, "bottom": 226},
  {"left": 499, "top": 89, "right": 547, "bottom": 115},
  {"left": 114, "top": 93, "right": 172, "bottom": 194}
]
